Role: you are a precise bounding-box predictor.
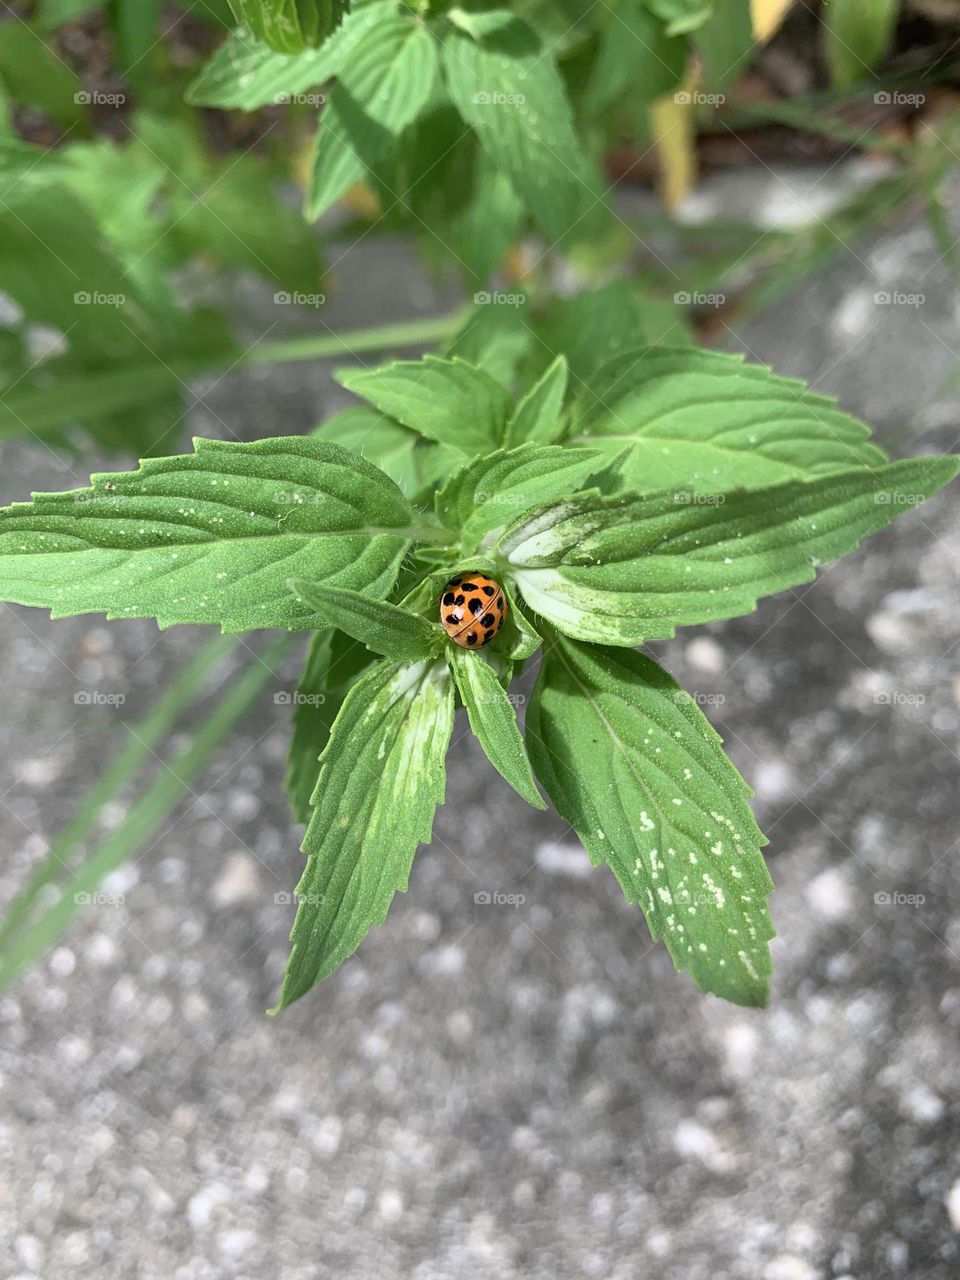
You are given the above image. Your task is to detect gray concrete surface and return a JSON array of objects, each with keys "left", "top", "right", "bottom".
[{"left": 1, "top": 170, "right": 959, "bottom": 1280}]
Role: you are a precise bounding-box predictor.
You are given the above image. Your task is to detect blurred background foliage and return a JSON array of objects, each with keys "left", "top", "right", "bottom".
[{"left": 0, "top": 0, "right": 957, "bottom": 456}]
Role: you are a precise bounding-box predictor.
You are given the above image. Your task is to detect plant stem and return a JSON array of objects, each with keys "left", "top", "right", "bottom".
[{"left": 245, "top": 307, "right": 470, "bottom": 368}]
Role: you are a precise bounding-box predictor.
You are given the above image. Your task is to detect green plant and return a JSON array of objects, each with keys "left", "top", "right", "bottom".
[
  {"left": 0, "top": 346, "right": 955, "bottom": 1008},
  {"left": 1, "top": 0, "right": 957, "bottom": 1008}
]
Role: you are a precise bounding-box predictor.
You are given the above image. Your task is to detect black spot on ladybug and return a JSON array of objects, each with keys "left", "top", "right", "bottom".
[
  {"left": 466, "top": 633, "right": 476, "bottom": 645},
  {"left": 455, "top": 594, "right": 465, "bottom": 605},
  {"left": 482, "top": 630, "right": 494, "bottom": 644},
  {"left": 443, "top": 592, "right": 455, "bottom": 605},
  {"left": 468, "top": 598, "right": 483, "bottom": 615},
  {"left": 446, "top": 612, "right": 460, "bottom": 625},
  {"left": 481, "top": 584, "right": 495, "bottom": 596},
  {"left": 481, "top": 613, "right": 495, "bottom": 627}
]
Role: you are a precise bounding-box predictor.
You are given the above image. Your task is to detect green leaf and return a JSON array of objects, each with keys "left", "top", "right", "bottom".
[
  {"left": 529, "top": 282, "right": 691, "bottom": 388},
  {"left": 306, "top": 90, "right": 367, "bottom": 218},
  {"left": 584, "top": 1, "right": 687, "bottom": 117},
  {"left": 527, "top": 637, "right": 773, "bottom": 1005},
  {"left": 228, "top": 0, "right": 351, "bottom": 52},
  {"left": 643, "top": 0, "right": 714, "bottom": 37},
  {"left": 568, "top": 346, "right": 890, "bottom": 492},
  {"left": 502, "top": 457, "right": 960, "bottom": 646},
  {"left": 337, "top": 355, "right": 513, "bottom": 454},
  {"left": 288, "top": 579, "right": 444, "bottom": 660},
  {"left": 435, "top": 443, "right": 602, "bottom": 552},
  {"left": 38, "top": 0, "right": 104, "bottom": 28},
  {"left": 141, "top": 113, "right": 325, "bottom": 290},
  {"left": 499, "top": 586, "right": 542, "bottom": 660},
  {"left": 693, "top": 0, "right": 754, "bottom": 91},
  {"left": 273, "top": 656, "right": 455, "bottom": 1009},
  {"left": 444, "top": 302, "right": 533, "bottom": 388},
  {"left": 0, "top": 181, "right": 174, "bottom": 361},
  {"left": 0, "top": 351, "right": 227, "bottom": 447},
  {"left": 440, "top": 153, "right": 527, "bottom": 284},
  {"left": 186, "top": 3, "right": 387, "bottom": 109},
  {"left": 108, "top": 0, "right": 161, "bottom": 76},
  {"left": 285, "top": 629, "right": 373, "bottom": 824},
  {"left": 447, "top": 646, "right": 545, "bottom": 809},
  {"left": 442, "top": 9, "right": 608, "bottom": 245},
  {"left": 824, "top": 0, "right": 897, "bottom": 89},
  {"left": 306, "top": 12, "right": 439, "bottom": 219},
  {"left": 312, "top": 403, "right": 457, "bottom": 496},
  {"left": 505, "top": 356, "right": 569, "bottom": 447},
  {"left": 0, "top": 21, "right": 89, "bottom": 130},
  {"left": 0, "top": 437, "right": 415, "bottom": 631}
]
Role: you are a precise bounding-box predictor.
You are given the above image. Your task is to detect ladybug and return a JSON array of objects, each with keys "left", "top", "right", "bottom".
[{"left": 439, "top": 573, "right": 507, "bottom": 648}]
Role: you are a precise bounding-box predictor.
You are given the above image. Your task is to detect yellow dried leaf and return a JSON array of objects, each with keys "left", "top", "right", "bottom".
[
  {"left": 650, "top": 78, "right": 697, "bottom": 211},
  {"left": 751, "top": 0, "right": 795, "bottom": 43}
]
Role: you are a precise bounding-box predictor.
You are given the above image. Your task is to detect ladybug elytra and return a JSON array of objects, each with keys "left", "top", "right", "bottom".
[{"left": 439, "top": 573, "right": 507, "bottom": 648}]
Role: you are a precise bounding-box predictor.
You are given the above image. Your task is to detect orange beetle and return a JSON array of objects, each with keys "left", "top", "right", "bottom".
[{"left": 439, "top": 573, "right": 507, "bottom": 648}]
